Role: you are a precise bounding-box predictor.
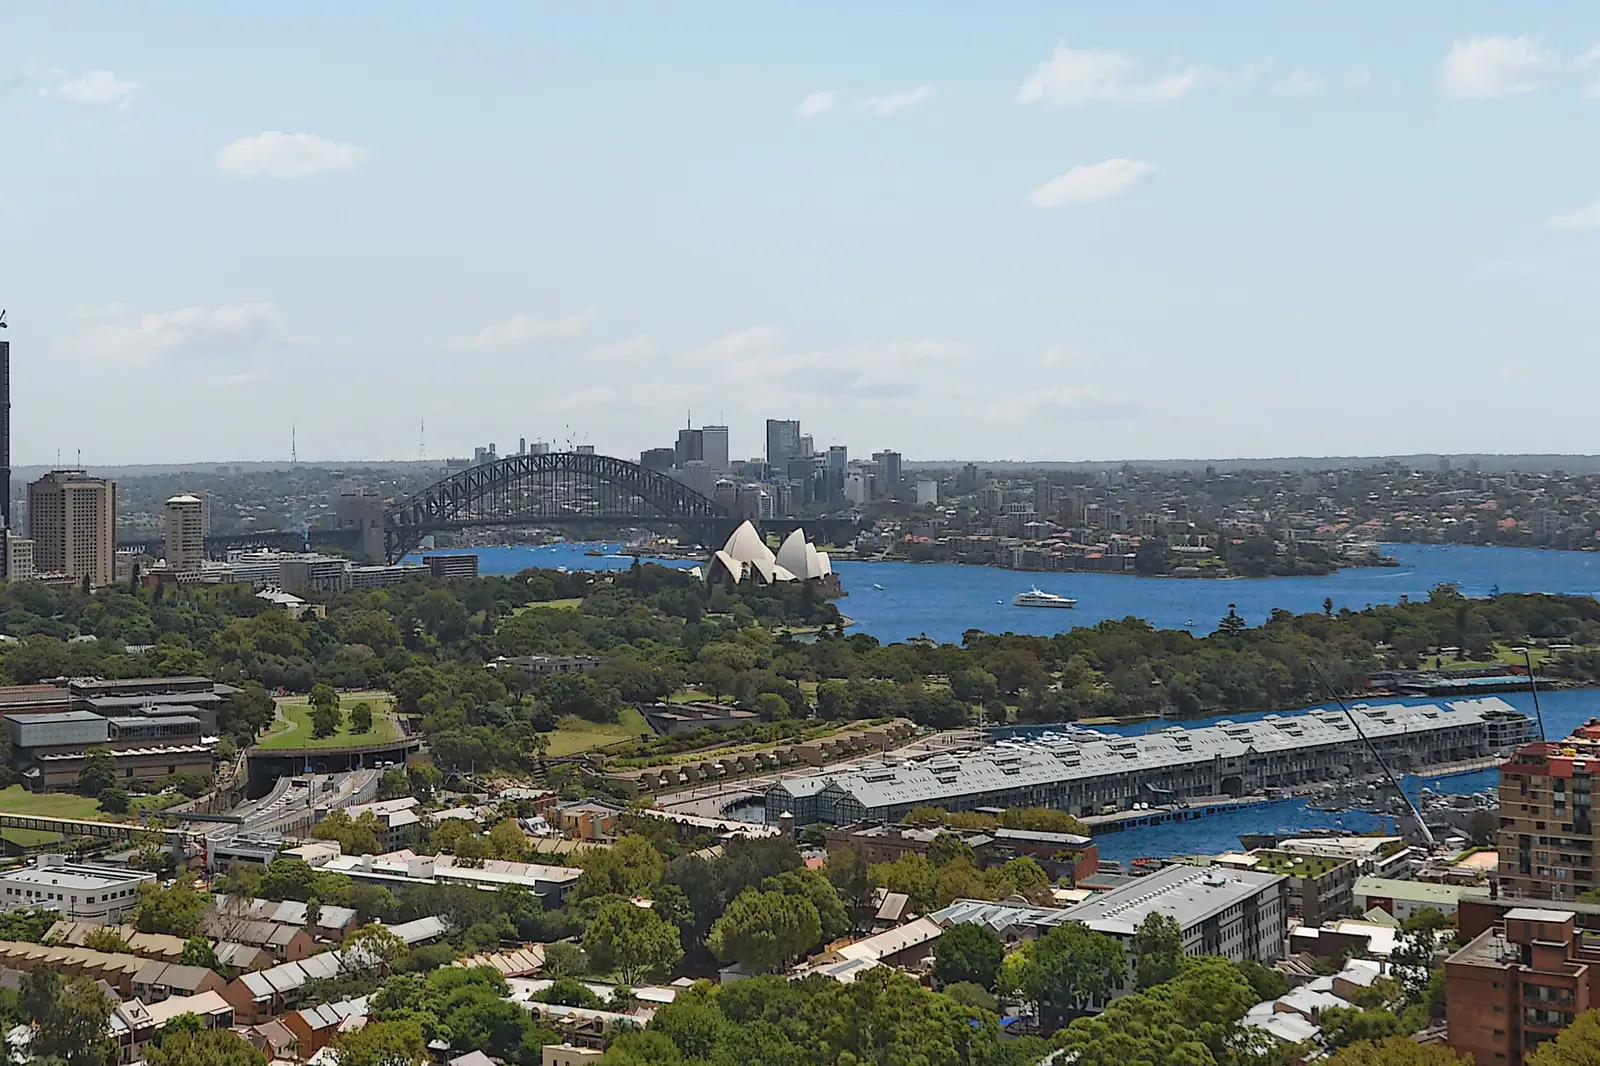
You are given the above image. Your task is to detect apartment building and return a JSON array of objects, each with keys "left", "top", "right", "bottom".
[
  {"left": 27, "top": 470, "right": 115, "bottom": 586},
  {"left": 1446, "top": 907, "right": 1600, "bottom": 1065},
  {"left": 1497, "top": 725, "right": 1600, "bottom": 902}
]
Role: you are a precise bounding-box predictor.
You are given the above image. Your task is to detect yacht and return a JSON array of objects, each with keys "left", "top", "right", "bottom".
[{"left": 1012, "top": 587, "right": 1077, "bottom": 609}]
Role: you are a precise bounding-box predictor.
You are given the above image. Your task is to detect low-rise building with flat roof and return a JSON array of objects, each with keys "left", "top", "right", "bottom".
[
  {"left": 1060, "top": 864, "right": 1288, "bottom": 963},
  {"left": 0, "top": 857, "right": 155, "bottom": 922},
  {"left": 1354, "top": 876, "right": 1471, "bottom": 921}
]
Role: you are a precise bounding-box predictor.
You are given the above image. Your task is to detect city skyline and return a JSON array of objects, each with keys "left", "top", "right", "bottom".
[{"left": 5, "top": 5, "right": 1600, "bottom": 464}]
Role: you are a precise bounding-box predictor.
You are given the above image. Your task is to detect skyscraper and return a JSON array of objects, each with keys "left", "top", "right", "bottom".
[
  {"left": 674, "top": 427, "right": 704, "bottom": 468},
  {"left": 28, "top": 470, "right": 116, "bottom": 586},
  {"left": 872, "top": 450, "right": 903, "bottom": 488},
  {"left": 701, "top": 425, "right": 730, "bottom": 472},
  {"left": 0, "top": 336, "right": 10, "bottom": 532},
  {"left": 766, "top": 419, "right": 801, "bottom": 467},
  {"left": 164, "top": 494, "right": 206, "bottom": 572}
]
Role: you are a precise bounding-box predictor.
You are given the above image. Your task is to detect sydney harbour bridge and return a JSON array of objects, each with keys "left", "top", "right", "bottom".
[{"left": 118, "top": 452, "right": 864, "bottom": 563}]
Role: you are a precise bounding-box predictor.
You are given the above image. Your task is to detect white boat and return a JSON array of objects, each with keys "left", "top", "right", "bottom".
[{"left": 1012, "top": 587, "right": 1077, "bottom": 609}]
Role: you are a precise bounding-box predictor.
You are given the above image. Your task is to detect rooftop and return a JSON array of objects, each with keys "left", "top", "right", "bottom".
[
  {"left": 1354, "top": 876, "right": 1470, "bottom": 905},
  {"left": 0, "top": 858, "right": 152, "bottom": 892},
  {"left": 1059, "top": 864, "right": 1286, "bottom": 936}
]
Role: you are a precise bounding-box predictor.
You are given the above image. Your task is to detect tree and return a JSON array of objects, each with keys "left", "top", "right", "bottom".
[
  {"left": 582, "top": 898, "right": 683, "bottom": 984},
  {"left": 575, "top": 835, "right": 664, "bottom": 901},
  {"left": 707, "top": 889, "right": 821, "bottom": 974},
  {"left": 1328, "top": 1038, "right": 1469, "bottom": 1065},
  {"left": 1218, "top": 604, "right": 1248, "bottom": 637},
  {"left": 932, "top": 922, "right": 1005, "bottom": 990},
  {"left": 343, "top": 923, "right": 409, "bottom": 976},
  {"left": 312, "top": 701, "right": 342, "bottom": 738},
  {"left": 180, "top": 936, "right": 220, "bottom": 971},
  {"left": 761, "top": 869, "right": 847, "bottom": 944},
  {"left": 1130, "top": 912, "right": 1184, "bottom": 989},
  {"left": 1019, "top": 922, "right": 1126, "bottom": 1015},
  {"left": 1528, "top": 1008, "right": 1600, "bottom": 1065},
  {"left": 99, "top": 787, "right": 131, "bottom": 814},
  {"left": 25, "top": 969, "right": 117, "bottom": 1066},
  {"left": 542, "top": 941, "right": 588, "bottom": 977},
  {"left": 145, "top": 1028, "right": 266, "bottom": 1066},
  {"left": 133, "top": 877, "right": 209, "bottom": 938},
  {"left": 313, "top": 810, "right": 384, "bottom": 856},
  {"left": 350, "top": 701, "right": 374, "bottom": 734},
  {"left": 81, "top": 926, "right": 130, "bottom": 953},
  {"left": 333, "top": 1019, "right": 428, "bottom": 1066},
  {"left": 77, "top": 749, "right": 117, "bottom": 798}
]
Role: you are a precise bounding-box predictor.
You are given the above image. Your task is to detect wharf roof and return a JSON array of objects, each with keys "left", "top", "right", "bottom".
[
  {"left": 768, "top": 697, "right": 1517, "bottom": 810},
  {"left": 1059, "top": 864, "right": 1286, "bottom": 937}
]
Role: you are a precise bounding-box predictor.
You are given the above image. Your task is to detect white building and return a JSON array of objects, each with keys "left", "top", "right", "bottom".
[
  {"left": 1059, "top": 864, "right": 1288, "bottom": 963},
  {"left": 0, "top": 856, "right": 155, "bottom": 922},
  {"left": 706, "top": 522, "right": 833, "bottom": 587}
]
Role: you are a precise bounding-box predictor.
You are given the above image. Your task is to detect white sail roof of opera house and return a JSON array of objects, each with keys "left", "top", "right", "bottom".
[
  {"left": 709, "top": 521, "right": 831, "bottom": 584},
  {"left": 776, "top": 528, "right": 833, "bottom": 580}
]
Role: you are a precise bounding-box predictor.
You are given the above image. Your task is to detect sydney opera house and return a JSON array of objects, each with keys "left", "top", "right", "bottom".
[{"left": 706, "top": 522, "right": 842, "bottom": 596}]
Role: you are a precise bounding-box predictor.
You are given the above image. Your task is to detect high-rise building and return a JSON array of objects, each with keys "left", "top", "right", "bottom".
[
  {"left": 701, "top": 425, "right": 730, "bottom": 472},
  {"left": 639, "top": 447, "right": 676, "bottom": 472},
  {"left": 915, "top": 478, "right": 938, "bottom": 507},
  {"left": 1034, "top": 477, "right": 1053, "bottom": 514},
  {"left": 164, "top": 494, "right": 206, "bottom": 572},
  {"left": 766, "top": 420, "right": 802, "bottom": 467},
  {"left": 872, "top": 450, "right": 903, "bottom": 488},
  {"left": 1497, "top": 728, "right": 1600, "bottom": 902},
  {"left": 675, "top": 427, "right": 704, "bottom": 469},
  {"left": 825, "top": 446, "right": 848, "bottom": 505},
  {"left": 0, "top": 336, "right": 10, "bottom": 534},
  {"left": 4, "top": 534, "right": 34, "bottom": 582},
  {"left": 27, "top": 470, "right": 116, "bottom": 586}
]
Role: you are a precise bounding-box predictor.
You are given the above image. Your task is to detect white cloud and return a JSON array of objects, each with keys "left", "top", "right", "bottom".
[
  {"left": 65, "top": 303, "right": 285, "bottom": 365},
  {"left": 1028, "top": 158, "right": 1155, "bottom": 208},
  {"left": 1579, "top": 45, "right": 1600, "bottom": 98},
  {"left": 1017, "top": 43, "right": 1201, "bottom": 106},
  {"left": 1272, "top": 68, "right": 1318, "bottom": 96},
  {"left": 54, "top": 70, "right": 140, "bottom": 107},
  {"left": 1546, "top": 200, "right": 1600, "bottom": 233},
  {"left": 453, "top": 309, "right": 597, "bottom": 349},
  {"left": 858, "top": 85, "right": 937, "bottom": 117},
  {"left": 981, "top": 385, "right": 1137, "bottom": 423},
  {"left": 216, "top": 131, "right": 368, "bottom": 179},
  {"left": 1038, "top": 345, "right": 1085, "bottom": 368},
  {"left": 590, "top": 335, "right": 656, "bottom": 362},
  {"left": 1439, "top": 36, "right": 1553, "bottom": 100},
  {"left": 795, "top": 90, "right": 837, "bottom": 118}
]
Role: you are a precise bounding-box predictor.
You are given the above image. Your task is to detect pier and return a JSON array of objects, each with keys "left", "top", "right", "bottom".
[{"left": 1084, "top": 796, "right": 1274, "bottom": 835}]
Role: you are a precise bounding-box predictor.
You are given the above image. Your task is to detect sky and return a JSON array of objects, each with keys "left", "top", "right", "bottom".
[{"left": 4, "top": 3, "right": 1600, "bottom": 466}]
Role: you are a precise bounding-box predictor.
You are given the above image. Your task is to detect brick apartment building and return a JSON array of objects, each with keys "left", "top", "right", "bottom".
[
  {"left": 1497, "top": 726, "right": 1600, "bottom": 902},
  {"left": 1446, "top": 907, "right": 1600, "bottom": 1065}
]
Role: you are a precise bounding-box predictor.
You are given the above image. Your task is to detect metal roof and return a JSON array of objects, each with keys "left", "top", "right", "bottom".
[
  {"left": 769, "top": 697, "right": 1518, "bottom": 811},
  {"left": 1059, "top": 864, "right": 1286, "bottom": 937}
]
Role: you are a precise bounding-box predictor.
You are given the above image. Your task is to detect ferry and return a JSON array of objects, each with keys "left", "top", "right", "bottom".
[{"left": 1012, "top": 587, "right": 1077, "bottom": 609}]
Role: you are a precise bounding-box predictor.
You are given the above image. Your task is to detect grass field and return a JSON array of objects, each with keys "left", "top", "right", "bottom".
[
  {"left": 258, "top": 691, "right": 402, "bottom": 751},
  {"left": 545, "top": 707, "right": 651, "bottom": 757},
  {"left": 513, "top": 599, "right": 583, "bottom": 614},
  {"left": 0, "top": 785, "right": 102, "bottom": 820},
  {"left": 1430, "top": 642, "right": 1561, "bottom": 672}
]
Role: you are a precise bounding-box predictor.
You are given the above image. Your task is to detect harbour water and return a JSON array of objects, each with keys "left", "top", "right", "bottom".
[
  {"left": 435, "top": 541, "right": 1600, "bottom": 644},
  {"left": 1002, "top": 686, "right": 1600, "bottom": 863},
  {"left": 431, "top": 540, "right": 1600, "bottom": 858}
]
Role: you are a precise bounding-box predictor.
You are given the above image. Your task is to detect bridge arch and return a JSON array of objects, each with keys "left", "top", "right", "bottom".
[{"left": 383, "top": 452, "right": 729, "bottom": 560}]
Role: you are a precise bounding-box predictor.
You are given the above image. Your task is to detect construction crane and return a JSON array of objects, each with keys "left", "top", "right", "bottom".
[{"left": 1312, "top": 662, "right": 1436, "bottom": 847}]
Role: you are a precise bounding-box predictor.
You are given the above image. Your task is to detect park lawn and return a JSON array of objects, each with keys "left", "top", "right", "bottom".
[
  {"left": 512, "top": 599, "right": 583, "bottom": 615},
  {"left": 544, "top": 707, "right": 651, "bottom": 758},
  {"left": 258, "top": 692, "right": 402, "bottom": 751},
  {"left": 0, "top": 785, "right": 102, "bottom": 820},
  {"left": 1431, "top": 642, "right": 1560, "bottom": 672},
  {"left": 1, "top": 828, "right": 63, "bottom": 848}
]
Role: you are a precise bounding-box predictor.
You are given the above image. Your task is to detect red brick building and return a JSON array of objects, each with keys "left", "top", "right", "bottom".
[{"left": 1446, "top": 907, "right": 1600, "bottom": 1065}]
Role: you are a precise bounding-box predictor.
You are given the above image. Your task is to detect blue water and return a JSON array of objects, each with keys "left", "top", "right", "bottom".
[
  {"left": 427, "top": 540, "right": 1600, "bottom": 858},
  {"left": 1044, "top": 686, "right": 1600, "bottom": 863},
  {"left": 430, "top": 541, "right": 1600, "bottom": 645}
]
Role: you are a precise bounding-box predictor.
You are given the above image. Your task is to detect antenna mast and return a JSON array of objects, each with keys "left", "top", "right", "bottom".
[
  {"left": 419, "top": 418, "right": 426, "bottom": 462},
  {"left": 291, "top": 423, "right": 297, "bottom": 465}
]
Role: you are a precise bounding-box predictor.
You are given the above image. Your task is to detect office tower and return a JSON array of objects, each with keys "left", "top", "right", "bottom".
[
  {"left": 872, "top": 450, "right": 903, "bottom": 488},
  {"left": 826, "top": 445, "right": 848, "bottom": 505},
  {"left": 1034, "top": 477, "right": 1053, "bottom": 514},
  {"left": 766, "top": 419, "right": 801, "bottom": 467},
  {"left": 0, "top": 337, "right": 9, "bottom": 533},
  {"left": 916, "top": 478, "right": 938, "bottom": 507},
  {"left": 675, "top": 427, "right": 704, "bottom": 469},
  {"left": 27, "top": 470, "right": 116, "bottom": 586},
  {"left": 701, "top": 425, "right": 730, "bottom": 472},
  {"left": 797, "top": 434, "right": 814, "bottom": 459},
  {"left": 164, "top": 494, "right": 206, "bottom": 572},
  {"left": 639, "top": 447, "right": 676, "bottom": 472}
]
